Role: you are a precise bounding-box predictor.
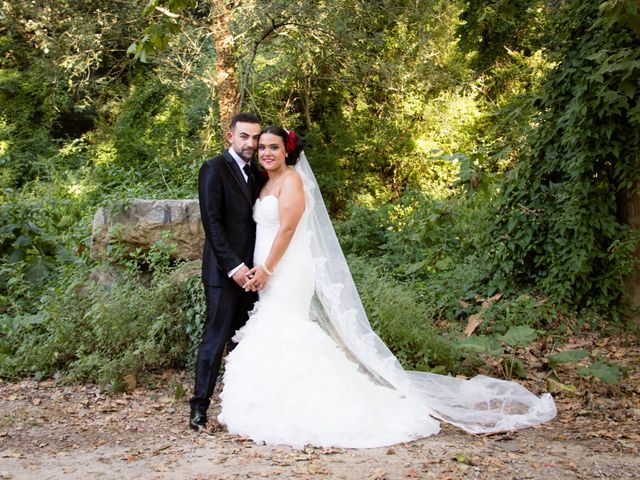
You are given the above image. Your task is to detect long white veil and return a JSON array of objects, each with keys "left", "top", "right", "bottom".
[{"left": 295, "top": 152, "right": 556, "bottom": 434}]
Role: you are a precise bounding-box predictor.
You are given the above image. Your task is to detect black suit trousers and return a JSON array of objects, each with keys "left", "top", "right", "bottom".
[{"left": 190, "top": 283, "right": 258, "bottom": 411}]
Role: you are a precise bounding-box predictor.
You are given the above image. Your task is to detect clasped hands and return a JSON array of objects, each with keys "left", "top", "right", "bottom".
[{"left": 232, "top": 264, "right": 270, "bottom": 292}]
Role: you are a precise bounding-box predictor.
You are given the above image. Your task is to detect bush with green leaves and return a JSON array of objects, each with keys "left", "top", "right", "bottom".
[
  {"left": 484, "top": 0, "right": 640, "bottom": 317},
  {"left": 0, "top": 197, "right": 78, "bottom": 316},
  {"left": 0, "top": 251, "right": 205, "bottom": 390},
  {"left": 348, "top": 255, "right": 470, "bottom": 375},
  {"left": 458, "top": 325, "right": 539, "bottom": 379},
  {"left": 336, "top": 182, "right": 496, "bottom": 326},
  {"left": 87, "top": 70, "right": 213, "bottom": 199},
  {"left": 457, "top": 0, "right": 551, "bottom": 73}
]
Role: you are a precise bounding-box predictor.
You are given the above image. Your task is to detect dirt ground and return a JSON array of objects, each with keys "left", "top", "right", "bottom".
[{"left": 1, "top": 336, "right": 639, "bottom": 480}]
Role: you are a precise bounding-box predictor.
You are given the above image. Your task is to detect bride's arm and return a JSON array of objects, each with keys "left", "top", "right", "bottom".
[{"left": 244, "top": 172, "right": 305, "bottom": 290}]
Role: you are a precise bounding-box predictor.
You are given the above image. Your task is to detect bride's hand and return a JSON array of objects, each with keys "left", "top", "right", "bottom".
[{"left": 243, "top": 265, "right": 271, "bottom": 291}]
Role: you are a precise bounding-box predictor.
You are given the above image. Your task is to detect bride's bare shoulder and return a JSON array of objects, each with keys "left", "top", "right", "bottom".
[{"left": 281, "top": 169, "right": 303, "bottom": 191}]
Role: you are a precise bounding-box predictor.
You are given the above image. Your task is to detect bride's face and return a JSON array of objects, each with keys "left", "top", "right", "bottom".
[{"left": 258, "top": 133, "right": 287, "bottom": 172}]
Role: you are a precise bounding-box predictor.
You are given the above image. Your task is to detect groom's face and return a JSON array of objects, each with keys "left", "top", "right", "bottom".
[{"left": 227, "top": 122, "right": 262, "bottom": 162}]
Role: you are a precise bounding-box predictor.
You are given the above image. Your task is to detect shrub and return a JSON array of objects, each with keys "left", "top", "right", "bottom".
[
  {"left": 484, "top": 1, "right": 640, "bottom": 318},
  {"left": 0, "top": 256, "right": 205, "bottom": 390},
  {"left": 348, "top": 255, "right": 468, "bottom": 375}
]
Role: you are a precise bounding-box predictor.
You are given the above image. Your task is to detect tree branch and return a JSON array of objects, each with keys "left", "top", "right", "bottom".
[{"left": 239, "top": 16, "right": 290, "bottom": 108}]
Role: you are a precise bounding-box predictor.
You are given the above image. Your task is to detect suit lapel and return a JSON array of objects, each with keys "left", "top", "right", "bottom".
[{"left": 223, "top": 150, "right": 253, "bottom": 206}]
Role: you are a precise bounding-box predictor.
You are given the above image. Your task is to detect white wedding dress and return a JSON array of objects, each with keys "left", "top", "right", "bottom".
[
  {"left": 218, "top": 156, "right": 556, "bottom": 449},
  {"left": 218, "top": 195, "right": 440, "bottom": 448}
]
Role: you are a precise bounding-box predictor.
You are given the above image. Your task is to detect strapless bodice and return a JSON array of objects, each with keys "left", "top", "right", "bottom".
[{"left": 253, "top": 195, "right": 280, "bottom": 233}]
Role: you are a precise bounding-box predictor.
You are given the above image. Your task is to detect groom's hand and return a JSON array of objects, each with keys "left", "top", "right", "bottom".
[
  {"left": 243, "top": 265, "right": 270, "bottom": 292},
  {"left": 232, "top": 265, "right": 252, "bottom": 288},
  {"left": 243, "top": 266, "right": 259, "bottom": 292}
]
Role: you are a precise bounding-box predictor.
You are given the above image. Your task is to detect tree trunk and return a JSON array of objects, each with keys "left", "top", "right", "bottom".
[
  {"left": 301, "top": 74, "right": 312, "bottom": 130},
  {"left": 210, "top": 0, "right": 239, "bottom": 133},
  {"left": 619, "top": 183, "right": 640, "bottom": 319}
]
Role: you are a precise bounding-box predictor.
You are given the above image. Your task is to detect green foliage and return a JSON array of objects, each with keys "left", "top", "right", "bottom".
[
  {"left": 0, "top": 222, "right": 205, "bottom": 387},
  {"left": 127, "top": 0, "right": 195, "bottom": 63},
  {"left": 338, "top": 185, "right": 492, "bottom": 271},
  {"left": 106, "top": 227, "right": 178, "bottom": 275},
  {"left": 0, "top": 257, "right": 204, "bottom": 388},
  {"left": 84, "top": 69, "right": 215, "bottom": 203},
  {"left": 457, "top": 0, "right": 549, "bottom": 72},
  {"left": 0, "top": 0, "right": 148, "bottom": 188},
  {"left": 179, "top": 274, "right": 207, "bottom": 370},
  {"left": 548, "top": 348, "right": 627, "bottom": 385},
  {"left": 1, "top": 0, "right": 639, "bottom": 388},
  {"left": 349, "top": 257, "right": 477, "bottom": 374},
  {"left": 349, "top": 256, "right": 467, "bottom": 375},
  {"left": 485, "top": 0, "right": 640, "bottom": 315},
  {"left": 499, "top": 324, "right": 538, "bottom": 348},
  {"left": 577, "top": 359, "right": 624, "bottom": 385},
  {"left": 0, "top": 205, "right": 61, "bottom": 284},
  {"left": 456, "top": 0, "right": 561, "bottom": 189},
  {"left": 463, "top": 294, "right": 560, "bottom": 342},
  {"left": 456, "top": 335, "right": 503, "bottom": 356},
  {"left": 335, "top": 204, "right": 391, "bottom": 257},
  {"left": 457, "top": 325, "right": 538, "bottom": 379},
  {"left": 548, "top": 348, "right": 589, "bottom": 369},
  {"left": 0, "top": 196, "right": 79, "bottom": 316}
]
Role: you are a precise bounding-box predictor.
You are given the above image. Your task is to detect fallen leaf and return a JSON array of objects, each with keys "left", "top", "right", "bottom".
[
  {"left": 368, "top": 468, "right": 388, "bottom": 480},
  {"left": 464, "top": 313, "right": 483, "bottom": 337},
  {"left": 464, "top": 293, "right": 503, "bottom": 336},
  {"left": 308, "top": 463, "right": 332, "bottom": 475},
  {"left": 481, "top": 456, "right": 505, "bottom": 467},
  {"left": 123, "top": 374, "right": 137, "bottom": 392},
  {"left": 150, "top": 463, "right": 172, "bottom": 472}
]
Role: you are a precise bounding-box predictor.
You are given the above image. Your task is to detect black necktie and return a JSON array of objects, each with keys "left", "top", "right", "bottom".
[{"left": 243, "top": 164, "right": 256, "bottom": 196}]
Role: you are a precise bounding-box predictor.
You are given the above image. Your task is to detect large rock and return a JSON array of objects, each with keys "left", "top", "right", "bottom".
[{"left": 91, "top": 199, "right": 204, "bottom": 261}]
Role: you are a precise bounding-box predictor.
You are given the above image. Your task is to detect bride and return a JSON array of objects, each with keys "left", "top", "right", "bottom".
[{"left": 217, "top": 126, "right": 556, "bottom": 449}]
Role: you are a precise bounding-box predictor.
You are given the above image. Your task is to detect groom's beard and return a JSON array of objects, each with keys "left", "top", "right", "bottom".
[{"left": 239, "top": 148, "right": 255, "bottom": 162}]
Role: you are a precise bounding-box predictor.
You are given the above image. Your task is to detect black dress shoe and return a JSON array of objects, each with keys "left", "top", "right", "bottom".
[{"left": 189, "top": 407, "right": 207, "bottom": 431}]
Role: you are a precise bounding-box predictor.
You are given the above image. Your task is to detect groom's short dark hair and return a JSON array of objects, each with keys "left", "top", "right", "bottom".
[{"left": 230, "top": 112, "right": 260, "bottom": 130}]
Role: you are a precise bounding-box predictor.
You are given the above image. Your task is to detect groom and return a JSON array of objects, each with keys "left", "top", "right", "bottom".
[{"left": 189, "top": 112, "right": 264, "bottom": 430}]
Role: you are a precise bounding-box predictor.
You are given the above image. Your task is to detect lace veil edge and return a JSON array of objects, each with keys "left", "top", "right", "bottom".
[{"left": 295, "top": 153, "right": 557, "bottom": 434}]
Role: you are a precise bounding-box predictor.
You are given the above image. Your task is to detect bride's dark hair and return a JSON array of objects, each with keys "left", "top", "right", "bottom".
[{"left": 261, "top": 125, "right": 304, "bottom": 165}]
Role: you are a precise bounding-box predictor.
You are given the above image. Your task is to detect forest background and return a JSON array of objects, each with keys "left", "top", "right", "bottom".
[{"left": 0, "top": 0, "right": 639, "bottom": 392}]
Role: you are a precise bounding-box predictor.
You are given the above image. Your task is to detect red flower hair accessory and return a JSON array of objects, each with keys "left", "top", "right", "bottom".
[{"left": 285, "top": 130, "right": 297, "bottom": 154}]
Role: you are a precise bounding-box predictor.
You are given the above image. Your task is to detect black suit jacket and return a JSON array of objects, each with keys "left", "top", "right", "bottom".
[{"left": 198, "top": 150, "right": 264, "bottom": 286}]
